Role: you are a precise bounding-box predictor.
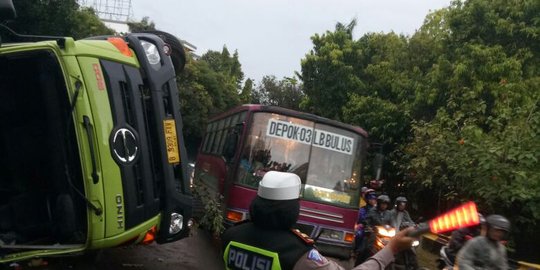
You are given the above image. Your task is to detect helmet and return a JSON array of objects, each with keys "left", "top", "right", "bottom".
[
  {"left": 364, "top": 189, "right": 377, "bottom": 200},
  {"left": 478, "top": 213, "right": 486, "bottom": 224},
  {"left": 395, "top": 196, "right": 407, "bottom": 204},
  {"left": 377, "top": 195, "right": 391, "bottom": 204},
  {"left": 486, "top": 215, "right": 510, "bottom": 232},
  {"left": 361, "top": 186, "right": 368, "bottom": 194}
]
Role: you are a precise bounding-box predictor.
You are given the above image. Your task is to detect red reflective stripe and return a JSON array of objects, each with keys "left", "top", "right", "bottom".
[{"left": 429, "top": 201, "right": 479, "bottom": 233}]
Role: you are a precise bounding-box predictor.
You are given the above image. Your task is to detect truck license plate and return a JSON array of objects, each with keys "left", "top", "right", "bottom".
[{"left": 163, "top": 119, "right": 180, "bottom": 164}]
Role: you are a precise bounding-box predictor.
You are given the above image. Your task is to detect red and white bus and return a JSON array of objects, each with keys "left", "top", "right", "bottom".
[{"left": 193, "top": 104, "right": 368, "bottom": 258}]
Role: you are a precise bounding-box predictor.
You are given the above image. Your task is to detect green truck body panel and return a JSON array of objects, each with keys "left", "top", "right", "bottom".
[{"left": 0, "top": 31, "right": 191, "bottom": 264}]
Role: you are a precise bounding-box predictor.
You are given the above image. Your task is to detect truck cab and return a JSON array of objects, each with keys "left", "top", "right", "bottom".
[{"left": 0, "top": 0, "right": 192, "bottom": 263}]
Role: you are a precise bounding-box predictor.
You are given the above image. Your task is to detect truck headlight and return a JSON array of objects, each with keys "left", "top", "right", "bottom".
[
  {"left": 140, "top": 40, "right": 161, "bottom": 66},
  {"left": 169, "top": 212, "right": 184, "bottom": 234}
]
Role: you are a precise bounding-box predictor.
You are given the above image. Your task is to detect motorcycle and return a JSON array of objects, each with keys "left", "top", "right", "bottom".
[
  {"left": 393, "top": 223, "right": 420, "bottom": 270},
  {"left": 356, "top": 225, "right": 420, "bottom": 269},
  {"left": 436, "top": 245, "right": 454, "bottom": 270}
]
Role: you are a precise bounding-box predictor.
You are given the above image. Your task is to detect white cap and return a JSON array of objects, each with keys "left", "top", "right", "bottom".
[{"left": 258, "top": 171, "right": 301, "bottom": 200}]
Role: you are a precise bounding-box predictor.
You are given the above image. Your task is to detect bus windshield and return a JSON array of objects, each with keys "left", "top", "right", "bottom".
[{"left": 236, "top": 112, "right": 364, "bottom": 208}]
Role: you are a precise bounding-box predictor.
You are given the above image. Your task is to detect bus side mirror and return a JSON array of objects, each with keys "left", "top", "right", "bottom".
[{"left": 0, "top": 0, "right": 16, "bottom": 20}]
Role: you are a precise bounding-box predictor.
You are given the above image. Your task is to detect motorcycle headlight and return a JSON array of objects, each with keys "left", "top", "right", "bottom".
[
  {"left": 140, "top": 40, "right": 161, "bottom": 66},
  {"left": 169, "top": 212, "right": 184, "bottom": 234},
  {"left": 376, "top": 226, "right": 396, "bottom": 237}
]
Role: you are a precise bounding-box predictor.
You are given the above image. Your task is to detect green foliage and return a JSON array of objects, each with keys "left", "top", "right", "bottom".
[
  {"left": 191, "top": 183, "right": 224, "bottom": 237},
  {"left": 71, "top": 7, "right": 115, "bottom": 39},
  {"left": 178, "top": 49, "right": 243, "bottom": 139},
  {"left": 127, "top": 16, "right": 156, "bottom": 32},
  {"left": 343, "top": 95, "right": 409, "bottom": 145},
  {"left": 240, "top": 78, "right": 254, "bottom": 104},
  {"left": 251, "top": 75, "right": 305, "bottom": 110},
  {"left": 300, "top": 0, "right": 540, "bottom": 259},
  {"left": 300, "top": 19, "right": 364, "bottom": 120},
  {"left": 201, "top": 47, "right": 245, "bottom": 91},
  {"left": 8, "top": 0, "right": 113, "bottom": 38}
]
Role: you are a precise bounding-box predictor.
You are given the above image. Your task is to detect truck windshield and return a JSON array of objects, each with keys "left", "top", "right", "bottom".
[{"left": 235, "top": 112, "right": 364, "bottom": 207}]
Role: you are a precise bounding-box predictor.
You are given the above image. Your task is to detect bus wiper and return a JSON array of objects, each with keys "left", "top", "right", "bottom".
[{"left": 64, "top": 80, "right": 102, "bottom": 216}]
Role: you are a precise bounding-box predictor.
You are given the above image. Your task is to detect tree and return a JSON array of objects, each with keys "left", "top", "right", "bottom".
[
  {"left": 8, "top": 0, "right": 113, "bottom": 38},
  {"left": 240, "top": 78, "right": 253, "bottom": 104},
  {"left": 400, "top": 0, "right": 540, "bottom": 261},
  {"left": 177, "top": 49, "right": 244, "bottom": 139},
  {"left": 299, "top": 1, "right": 540, "bottom": 261},
  {"left": 251, "top": 75, "right": 305, "bottom": 110},
  {"left": 201, "top": 46, "right": 245, "bottom": 91},
  {"left": 300, "top": 19, "right": 364, "bottom": 120},
  {"left": 127, "top": 16, "right": 156, "bottom": 32}
]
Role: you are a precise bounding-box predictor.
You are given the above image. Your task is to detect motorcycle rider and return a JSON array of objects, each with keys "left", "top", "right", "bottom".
[
  {"left": 456, "top": 214, "right": 510, "bottom": 270},
  {"left": 355, "top": 195, "right": 393, "bottom": 265},
  {"left": 222, "top": 171, "right": 418, "bottom": 270},
  {"left": 390, "top": 196, "right": 414, "bottom": 231},
  {"left": 444, "top": 213, "right": 486, "bottom": 264},
  {"left": 354, "top": 190, "right": 377, "bottom": 244},
  {"left": 366, "top": 195, "right": 393, "bottom": 227},
  {"left": 353, "top": 189, "right": 377, "bottom": 265},
  {"left": 390, "top": 196, "right": 418, "bottom": 269}
]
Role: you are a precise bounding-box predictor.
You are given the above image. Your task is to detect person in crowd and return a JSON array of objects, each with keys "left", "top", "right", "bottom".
[
  {"left": 355, "top": 194, "right": 393, "bottom": 265},
  {"left": 389, "top": 196, "right": 414, "bottom": 231},
  {"left": 456, "top": 214, "right": 510, "bottom": 270},
  {"left": 446, "top": 213, "right": 486, "bottom": 264},
  {"left": 354, "top": 189, "right": 377, "bottom": 259},
  {"left": 389, "top": 196, "right": 418, "bottom": 269},
  {"left": 365, "top": 195, "right": 392, "bottom": 227},
  {"left": 222, "top": 171, "right": 417, "bottom": 270}
]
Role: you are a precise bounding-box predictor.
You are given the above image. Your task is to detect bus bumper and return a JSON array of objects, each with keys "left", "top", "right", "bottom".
[{"left": 316, "top": 242, "right": 352, "bottom": 259}]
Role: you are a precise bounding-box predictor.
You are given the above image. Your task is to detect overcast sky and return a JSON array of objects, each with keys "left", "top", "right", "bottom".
[{"left": 132, "top": 0, "right": 451, "bottom": 83}]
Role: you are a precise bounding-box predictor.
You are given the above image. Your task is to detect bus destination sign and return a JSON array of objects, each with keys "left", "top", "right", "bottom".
[{"left": 266, "top": 119, "right": 354, "bottom": 155}]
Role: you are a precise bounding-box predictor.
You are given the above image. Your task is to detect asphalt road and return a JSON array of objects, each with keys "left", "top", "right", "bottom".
[
  {"left": 4, "top": 230, "right": 438, "bottom": 270},
  {"left": 9, "top": 228, "right": 224, "bottom": 270}
]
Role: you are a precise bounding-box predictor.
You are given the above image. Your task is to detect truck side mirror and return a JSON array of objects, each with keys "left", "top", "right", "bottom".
[{"left": 0, "top": 0, "right": 16, "bottom": 20}]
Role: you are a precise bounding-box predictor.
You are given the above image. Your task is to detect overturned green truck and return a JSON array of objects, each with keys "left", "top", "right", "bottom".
[{"left": 0, "top": 0, "right": 192, "bottom": 263}]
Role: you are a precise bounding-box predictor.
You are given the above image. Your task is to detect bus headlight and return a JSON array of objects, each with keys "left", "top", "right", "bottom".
[
  {"left": 169, "top": 212, "right": 184, "bottom": 234},
  {"left": 140, "top": 40, "right": 161, "bottom": 66},
  {"left": 319, "top": 229, "right": 344, "bottom": 241}
]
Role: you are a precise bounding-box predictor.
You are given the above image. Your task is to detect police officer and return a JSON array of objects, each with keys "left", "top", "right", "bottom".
[
  {"left": 456, "top": 214, "right": 510, "bottom": 270},
  {"left": 222, "top": 171, "right": 417, "bottom": 270}
]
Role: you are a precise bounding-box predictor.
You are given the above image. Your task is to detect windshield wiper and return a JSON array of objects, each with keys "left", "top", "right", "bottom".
[{"left": 64, "top": 79, "right": 102, "bottom": 216}]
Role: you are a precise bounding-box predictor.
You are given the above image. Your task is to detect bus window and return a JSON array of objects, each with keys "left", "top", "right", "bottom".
[
  {"left": 235, "top": 112, "right": 313, "bottom": 187},
  {"left": 303, "top": 123, "right": 362, "bottom": 207},
  {"left": 203, "top": 122, "right": 215, "bottom": 153}
]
